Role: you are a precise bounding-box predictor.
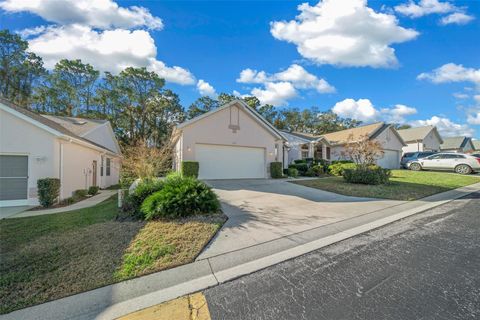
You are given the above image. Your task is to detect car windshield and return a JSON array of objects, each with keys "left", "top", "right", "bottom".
[{"left": 404, "top": 153, "right": 415, "bottom": 158}]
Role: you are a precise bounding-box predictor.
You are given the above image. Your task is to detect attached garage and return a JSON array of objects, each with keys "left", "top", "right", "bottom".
[
  {"left": 174, "top": 100, "right": 286, "bottom": 180},
  {"left": 0, "top": 155, "right": 28, "bottom": 205},
  {"left": 376, "top": 150, "right": 400, "bottom": 169},
  {"left": 196, "top": 144, "right": 265, "bottom": 179}
]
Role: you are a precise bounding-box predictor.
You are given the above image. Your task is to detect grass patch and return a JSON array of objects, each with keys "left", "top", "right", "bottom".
[
  {"left": 293, "top": 170, "right": 480, "bottom": 201},
  {"left": 0, "top": 196, "right": 225, "bottom": 314}
]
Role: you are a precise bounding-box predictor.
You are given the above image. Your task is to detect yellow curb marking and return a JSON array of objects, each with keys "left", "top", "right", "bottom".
[{"left": 116, "top": 293, "right": 211, "bottom": 320}]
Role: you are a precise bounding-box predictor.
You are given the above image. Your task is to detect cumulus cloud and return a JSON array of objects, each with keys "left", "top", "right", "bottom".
[
  {"left": 237, "top": 64, "right": 334, "bottom": 106},
  {"left": 251, "top": 82, "right": 297, "bottom": 106},
  {"left": 270, "top": 0, "right": 418, "bottom": 68},
  {"left": 410, "top": 116, "right": 474, "bottom": 137},
  {"left": 440, "top": 12, "right": 475, "bottom": 25},
  {"left": 394, "top": 0, "right": 454, "bottom": 18},
  {"left": 197, "top": 79, "right": 217, "bottom": 97},
  {"left": 331, "top": 98, "right": 417, "bottom": 123},
  {"left": 27, "top": 24, "right": 195, "bottom": 84},
  {"left": 467, "top": 113, "right": 480, "bottom": 125},
  {"left": 0, "top": 0, "right": 163, "bottom": 30},
  {"left": 418, "top": 63, "right": 480, "bottom": 86},
  {"left": 394, "top": 0, "right": 474, "bottom": 26},
  {"left": 1, "top": 0, "right": 197, "bottom": 85}
]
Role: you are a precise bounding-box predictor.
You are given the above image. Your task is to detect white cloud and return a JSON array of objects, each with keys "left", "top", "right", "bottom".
[
  {"left": 270, "top": 0, "right": 418, "bottom": 68},
  {"left": 332, "top": 98, "right": 418, "bottom": 123},
  {"left": 467, "top": 113, "right": 480, "bottom": 125},
  {"left": 440, "top": 12, "right": 475, "bottom": 25},
  {"left": 474, "top": 95, "right": 480, "bottom": 103},
  {"left": 418, "top": 63, "right": 480, "bottom": 86},
  {"left": 453, "top": 92, "right": 469, "bottom": 99},
  {"left": 0, "top": 0, "right": 163, "bottom": 30},
  {"left": 251, "top": 82, "right": 297, "bottom": 106},
  {"left": 27, "top": 24, "right": 195, "bottom": 84},
  {"left": 394, "top": 0, "right": 454, "bottom": 18},
  {"left": 237, "top": 64, "right": 334, "bottom": 93},
  {"left": 197, "top": 79, "right": 216, "bottom": 97},
  {"left": 410, "top": 116, "right": 474, "bottom": 137}
]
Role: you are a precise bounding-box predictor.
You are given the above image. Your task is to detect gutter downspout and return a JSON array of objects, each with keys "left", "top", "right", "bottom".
[{"left": 59, "top": 142, "right": 64, "bottom": 200}]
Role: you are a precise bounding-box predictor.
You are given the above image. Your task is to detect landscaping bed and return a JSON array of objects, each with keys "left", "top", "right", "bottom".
[
  {"left": 292, "top": 170, "right": 480, "bottom": 201},
  {"left": 0, "top": 196, "right": 226, "bottom": 314}
]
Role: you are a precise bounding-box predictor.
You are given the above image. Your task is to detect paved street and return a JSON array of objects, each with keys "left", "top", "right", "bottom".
[{"left": 204, "top": 192, "right": 480, "bottom": 320}]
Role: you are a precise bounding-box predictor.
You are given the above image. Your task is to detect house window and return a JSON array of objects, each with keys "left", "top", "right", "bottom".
[
  {"left": 106, "top": 158, "right": 111, "bottom": 176},
  {"left": 100, "top": 156, "right": 104, "bottom": 176},
  {"left": 326, "top": 147, "right": 331, "bottom": 160},
  {"left": 300, "top": 144, "right": 309, "bottom": 159}
]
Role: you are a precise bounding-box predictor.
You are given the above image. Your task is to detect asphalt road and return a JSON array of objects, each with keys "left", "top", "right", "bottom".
[{"left": 204, "top": 192, "right": 480, "bottom": 320}]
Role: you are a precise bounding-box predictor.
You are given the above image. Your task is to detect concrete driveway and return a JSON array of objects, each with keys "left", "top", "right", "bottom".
[{"left": 198, "top": 179, "right": 405, "bottom": 259}]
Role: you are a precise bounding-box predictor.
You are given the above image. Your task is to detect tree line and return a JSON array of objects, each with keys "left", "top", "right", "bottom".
[{"left": 0, "top": 29, "right": 361, "bottom": 148}]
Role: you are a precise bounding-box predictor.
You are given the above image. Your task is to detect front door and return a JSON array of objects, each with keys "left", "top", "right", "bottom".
[{"left": 92, "top": 161, "right": 97, "bottom": 187}]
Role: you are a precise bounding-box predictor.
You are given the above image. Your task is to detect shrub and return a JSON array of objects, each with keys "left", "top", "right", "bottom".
[
  {"left": 288, "top": 167, "right": 299, "bottom": 178},
  {"left": 123, "top": 179, "right": 164, "bottom": 215},
  {"left": 73, "top": 189, "right": 88, "bottom": 198},
  {"left": 88, "top": 186, "right": 100, "bottom": 195},
  {"left": 343, "top": 166, "right": 391, "bottom": 185},
  {"left": 37, "top": 178, "right": 60, "bottom": 207},
  {"left": 270, "top": 162, "right": 283, "bottom": 179},
  {"left": 140, "top": 174, "right": 220, "bottom": 219},
  {"left": 181, "top": 161, "right": 199, "bottom": 178},
  {"left": 311, "top": 164, "right": 324, "bottom": 176},
  {"left": 328, "top": 162, "right": 357, "bottom": 176},
  {"left": 331, "top": 160, "right": 354, "bottom": 165},
  {"left": 294, "top": 163, "right": 309, "bottom": 175},
  {"left": 294, "top": 159, "right": 307, "bottom": 164}
]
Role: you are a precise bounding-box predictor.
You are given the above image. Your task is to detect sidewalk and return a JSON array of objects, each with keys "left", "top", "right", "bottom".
[
  {"left": 8, "top": 190, "right": 117, "bottom": 219},
  {"left": 2, "top": 182, "right": 479, "bottom": 320}
]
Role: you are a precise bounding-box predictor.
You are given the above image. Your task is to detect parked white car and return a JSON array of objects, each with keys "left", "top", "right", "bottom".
[{"left": 407, "top": 153, "right": 480, "bottom": 174}]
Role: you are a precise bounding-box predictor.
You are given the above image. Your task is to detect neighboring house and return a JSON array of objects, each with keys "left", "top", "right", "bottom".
[
  {"left": 397, "top": 125, "right": 443, "bottom": 154},
  {"left": 0, "top": 98, "right": 121, "bottom": 207},
  {"left": 173, "top": 100, "right": 286, "bottom": 179},
  {"left": 472, "top": 140, "right": 480, "bottom": 152},
  {"left": 440, "top": 136, "right": 475, "bottom": 153},
  {"left": 283, "top": 122, "right": 406, "bottom": 169}
]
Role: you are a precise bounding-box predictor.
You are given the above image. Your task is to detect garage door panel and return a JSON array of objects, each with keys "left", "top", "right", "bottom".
[
  {"left": 196, "top": 144, "right": 265, "bottom": 179},
  {"left": 0, "top": 178, "right": 28, "bottom": 200},
  {"left": 377, "top": 150, "right": 399, "bottom": 169}
]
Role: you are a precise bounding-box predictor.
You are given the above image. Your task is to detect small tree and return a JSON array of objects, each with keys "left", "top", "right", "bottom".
[
  {"left": 120, "top": 132, "right": 179, "bottom": 187},
  {"left": 341, "top": 134, "right": 384, "bottom": 168}
]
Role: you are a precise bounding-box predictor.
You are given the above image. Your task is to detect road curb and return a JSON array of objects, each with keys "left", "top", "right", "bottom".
[{"left": 3, "top": 182, "right": 479, "bottom": 320}]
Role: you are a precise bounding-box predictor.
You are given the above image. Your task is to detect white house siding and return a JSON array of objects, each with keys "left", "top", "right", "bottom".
[
  {"left": 0, "top": 109, "right": 57, "bottom": 205},
  {"left": 402, "top": 131, "right": 442, "bottom": 154},
  {"left": 178, "top": 104, "right": 283, "bottom": 178},
  {"left": 83, "top": 123, "right": 121, "bottom": 154}
]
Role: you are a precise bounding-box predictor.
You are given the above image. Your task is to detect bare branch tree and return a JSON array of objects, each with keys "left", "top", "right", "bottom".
[{"left": 341, "top": 134, "right": 384, "bottom": 168}]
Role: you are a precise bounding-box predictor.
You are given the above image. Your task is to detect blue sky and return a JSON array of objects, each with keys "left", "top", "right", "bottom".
[{"left": 1, "top": 0, "right": 479, "bottom": 137}]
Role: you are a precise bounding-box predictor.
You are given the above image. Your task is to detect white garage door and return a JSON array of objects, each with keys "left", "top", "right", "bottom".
[
  {"left": 195, "top": 144, "right": 265, "bottom": 179},
  {"left": 377, "top": 150, "right": 400, "bottom": 169},
  {"left": 0, "top": 155, "right": 28, "bottom": 201}
]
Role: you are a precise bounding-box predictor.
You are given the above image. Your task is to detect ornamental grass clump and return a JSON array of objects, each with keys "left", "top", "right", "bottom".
[{"left": 141, "top": 173, "right": 220, "bottom": 219}]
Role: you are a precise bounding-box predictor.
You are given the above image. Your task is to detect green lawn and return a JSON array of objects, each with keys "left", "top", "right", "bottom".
[
  {"left": 0, "top": 196, "right": 225, "bottom": 314},
  {"left": 293, "top": 170, "right": 480, "bottom": 201}
]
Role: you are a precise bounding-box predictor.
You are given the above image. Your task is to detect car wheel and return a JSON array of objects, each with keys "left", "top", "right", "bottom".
[
  {"left": 409, "top": 163, "right": 422, "bottom": 171},
  {"left": 455, "top": 164, "right": 472, "bottom": 175}
]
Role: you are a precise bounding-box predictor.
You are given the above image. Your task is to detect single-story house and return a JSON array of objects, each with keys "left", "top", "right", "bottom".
[
  {"left": 472, "top": 140, "right": 480, "bottom": 152},
  {"left": 173, "top": 100, "right": 286, "bottom": 179},
  {"left": 0, "top": 98, "right": 121, "bottom": 207},
  {"left": 440, "top": 136, "right": 475, "bottom": 153},
  {"left": 397, "top": 125, "right": 443, "bottom": 154},
  {"left": 283, "top": 122, "right": 406, "bottom": 169}
]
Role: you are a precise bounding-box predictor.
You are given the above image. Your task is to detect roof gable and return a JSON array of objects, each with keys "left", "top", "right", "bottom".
[
  {"left": 398, "top": 125, "right": 437, "bottom": 142},
  {"left": 177, "top": 100, "right": 285, "bottom": 141},
  {"left": 441, "top": 136, "right": 469, "bottom": 149},
  {"left": 473, "top": 140, "right": 480, "bottom": 150},
  {"left": 321, "top": 122, "right": 385, "bottom": 145}
]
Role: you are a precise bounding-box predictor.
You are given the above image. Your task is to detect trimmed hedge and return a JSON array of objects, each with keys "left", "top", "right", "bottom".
[
  {"left": 289, "top": 163, "right": 308, "bottom": 175},
  {"left": 328, "top": 162, "right": 357, "bottom": 176},
  {"left": 270, "top": 162, "right": 283, "bottom": 179},
  {"left": 141, "top": 174, "right": 220, "bottom": 219},
  {"left": 294, "top": 159, "right": 307, "bottom": 164},
  {"left": 288, "top": 167, "right": 299, "bottom": 178},
  {"left": 181, "top": 161, "right": 199, "bottom": 178},
  {"left": 37, "top": 178, "right": 60, "bottom": 207},
  {"left": 88, "top": 186, "right": 99, "bottom": 195},
  {"left": 343, "top": 166, "right": 391, "bottom": 185}
]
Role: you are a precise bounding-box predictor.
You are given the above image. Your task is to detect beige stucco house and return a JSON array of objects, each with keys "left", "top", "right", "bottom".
[
  {"left": 0, "top": 98, "right": 121, "bottom": 207},
  {"left": 397, "top": 125, "right": 443, "bottom": 154},
  {"left": 173, "top": 100, "right": 286, "bottom": 179},
  {"left": 283, "top": 122, "right": 406, "bottom": 169}
]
